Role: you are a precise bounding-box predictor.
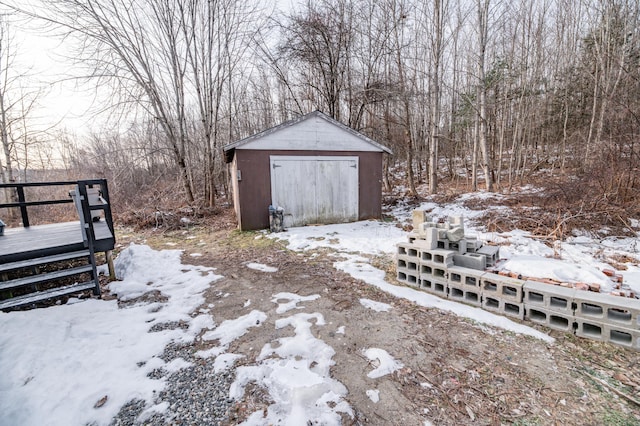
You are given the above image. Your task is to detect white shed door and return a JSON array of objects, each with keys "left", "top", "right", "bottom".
[{"left": 270, "top": 156, "right": 359, "bottom": 227}]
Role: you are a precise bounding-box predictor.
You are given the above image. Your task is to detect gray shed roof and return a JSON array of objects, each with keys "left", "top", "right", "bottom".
[{"left": 223, "top": 110, "right": 392, "bottom": 163}]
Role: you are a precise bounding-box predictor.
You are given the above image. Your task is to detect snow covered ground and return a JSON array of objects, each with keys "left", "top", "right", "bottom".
[
  {"left": 0, "top": 192, "right": 638, "bottom": 425},
  {"left": 0, "top": 245, "right": 223, "bottom": 426}
]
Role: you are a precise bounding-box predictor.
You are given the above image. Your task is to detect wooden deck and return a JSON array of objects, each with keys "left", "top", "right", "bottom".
[
  {"left": 0, "top": 221, "right": 114, "bottom": 264},
  {"left": 0, "top": 179, "right": 116, "bottom": 309}
]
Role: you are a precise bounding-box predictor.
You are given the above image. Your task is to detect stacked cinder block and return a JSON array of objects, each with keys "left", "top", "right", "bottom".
[
  {"left": 524, "top": 281, "right": 576, "bottom": 332},
  {"left": 396, "top": 243, "right": 420, "bottom": 288},
  {"left": 397, "top": 211, "right": 506, "bottom": 302},
  {"left": 573, "top": 292, "right": 640, "bottom": 349},
  {"left": 396, "top": 210, "right": 640, "bottom": 351},
  {"left": 447, "top": 266, "right": 483, "bottom": 307},
  {"left": 481, "top": 274, "right": 525, "bottom": 319}
]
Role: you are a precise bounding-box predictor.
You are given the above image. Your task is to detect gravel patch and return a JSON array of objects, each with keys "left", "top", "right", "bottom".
[
  {"left": 148, "top": 321, "right": 189, "bottom": 333},
  {"left": 109, "top": 343, "right": 236, "bottom": 425}
]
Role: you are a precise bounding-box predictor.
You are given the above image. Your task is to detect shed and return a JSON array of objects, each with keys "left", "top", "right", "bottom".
[{"left": 223, "top": 111, "right": 392, "bottom": 231}]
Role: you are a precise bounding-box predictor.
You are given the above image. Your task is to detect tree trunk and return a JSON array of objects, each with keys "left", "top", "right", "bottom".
[
  {"left": 428, "top": 0, "right": 444, "bottom": 195},
  {"left": 476, "top": 0, "right": 493, "bottom": 192}
]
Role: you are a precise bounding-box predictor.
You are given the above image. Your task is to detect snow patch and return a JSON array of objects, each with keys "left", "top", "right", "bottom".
[
  {"left": 246, "top": 262, "right": 278, "bottom": 273},
  {"left": 268, "top": 220, "right": 406, "bottom": 255},
  {"left": 360, "top": 298, "right": 392, "bottom": 312},
  {"left": 624, "top": 267, "right": 640, "bottom": 295},
  {"left": 500, "top": 255, "right": 613, "bottom": 292},
  {"left": 0, "top": 244, "right": 222, "bottom": 426},
  {"left": 271, "top": 292, "right": 320, "bottom": 314},
  {"left": 213, "top": 353, "right": 244, "bottom": 373},
  {"left": 335, "top": 254, "right": 555, "bottom": 343},
  {"left": 163, "top": 357, "right": 193, "bottom": 374},
  {"left": 363, "top": 348, "right": 404, "bottom": 379},
  {"left": 230, "top": 312, "right": 352, "bottom": 425},
  {"left": 202, "top": 310, "right": 267, "bottom": 347},
  {"left": 366, "top": 389, "right": 380, "bottom": 403}
]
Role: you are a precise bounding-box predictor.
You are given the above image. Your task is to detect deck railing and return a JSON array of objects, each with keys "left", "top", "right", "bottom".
[
  {"left": 0, "top": 179, "right": 115, "bottom": 306},
  {"left": 0, "top": 180, "right": 76, "bottom": 227},
  {"left": 0, "top": 179, "right": 115, "bottom": 247}
]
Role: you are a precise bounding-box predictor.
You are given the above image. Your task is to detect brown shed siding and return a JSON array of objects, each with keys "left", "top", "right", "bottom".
[{"left": 233, "top": 150, "right": 383, "bottom": 230}]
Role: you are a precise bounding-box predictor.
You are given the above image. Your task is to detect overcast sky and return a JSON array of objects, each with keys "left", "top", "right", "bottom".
[
  {"left": 2, "top": 0, "right": 294, "bottom": 140},
  {"left": 1, "top": 7, "right": 94, "bottom": 136}
]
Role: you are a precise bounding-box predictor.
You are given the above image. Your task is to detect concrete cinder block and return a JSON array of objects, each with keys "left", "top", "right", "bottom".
[
  {"left": 575, "top": 291, "right": 640, "bottom": 330},
  {"left": 448, "top": 281, "right": 482, "bottom": 307},
  {"left": 420, "top": 275, "right": 433, "bottom": 291},
  {"left": 482, "top": 295, "right": 501, "bottom": 314},
  {"left": 413, "top": 210, "right": 429, "bottom": 231},
  {"left": 574, "top": 318, "right": 640, "bottom": 350},
  {"left": 419, "top": 262, "right": 447, "bottom": 285},
  {"left": 481, "top": 273, "right": 525, "bottom": 303},
  {"left": 412, "top": 227, "right": 438, "bottom": 249},
  {"left": 418, "top": 249, "right": 432, "bottom": 263},
  {"left": 482, "top": 296, "right": 525, "bottom": 320},
  {"left": 574, "top": 317, "right": 606, "bottom": 342},
  {"left": 453, "top": 253, "right": 487, "bottom": 270},
  {"left": 425, "top": 249, "right": 455, "bottom": 268},
  {"left": 407, "top": 233, "right": 421, "bottom": 244},
  {"left": 397, "top": 268, "right": 420, "bottom": 288},
  {"left": 447, "top": 266, "right": 484, "bottom": 289},
  {"left": 466, "top": 238, "right": 483, "bottom": 253},
  {"left": 436, "top": 239, "right": 449, "bottom": 250},
  {"left": 420, "top": 263, "right": 433, "bottom": 277},
  {"left": 504, "top": 301, "right": 526, "bottom": 320},
  {"left": 432, "top": 266, "right": 448, "bottom": 281},
  {"left": 397, "top": 242, "right": 409, "bottom": 257},
  {"left": 446, "top": 226, "right": 465, "bottom": 243},
  {"left": 422, "top": 277, "right": 447, "bottom": 297},
  {"left": 448, "top": 238, "right": 467, "bottom": 254},
  {"left": 477, "top": 245, "right": 500, "bottom": 267},
  {"left": 525, "top": 305, "right": 574, "bottom": 332},
  {"left": 523, "top": 281, "right": 576, "bottom": 315},
  {"left": 449, "top": 216, "right": 464, "bottom": 229},
  {"left": 397, "top": 258, "right": 418, "bottom": 273},
  {"left": 397, "top": 242, "right": 419, "bottom": 259}
]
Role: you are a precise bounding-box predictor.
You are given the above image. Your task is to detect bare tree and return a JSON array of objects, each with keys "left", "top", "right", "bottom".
[
  {"left": 6, "top": 0, "right": 267, "bottom": 206},
  {"left": 0, "top": 16, "right": 16, "bottom": 191},
  {"left": 278, "top": 0, "right": 355, "bottom": 121},
  {"left": 418, "top": 0, "right": 449, "bottom": 194},
  {"left": 31, "top": 0, "right": 198, "bottom": 202},
  {"left": 582, "top": 1, "right": 636, "bottom": 164},
  {"left": 0, "top": 16, "right": 45, "bottom": 205},
  {"left": 475, "top": 0, "right": 493, "bottom": 191},
  {"left": 182, "top": 0, "right": 266, "bottom": 207},
  {"left": 385, "top": 0, "right": 419, "bottom": 196}
]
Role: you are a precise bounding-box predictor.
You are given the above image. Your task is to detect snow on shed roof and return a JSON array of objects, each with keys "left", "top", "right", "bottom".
[{"left": 223, "top": 110, "right": 392, "bottom": 163}]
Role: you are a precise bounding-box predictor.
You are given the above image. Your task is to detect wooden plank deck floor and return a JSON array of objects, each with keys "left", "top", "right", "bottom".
[{"left": 0, "top": 221, "right": 114, "bottom": 264}]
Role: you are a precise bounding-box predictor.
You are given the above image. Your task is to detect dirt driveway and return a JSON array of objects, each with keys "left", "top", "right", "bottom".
[{"left": 117, "top": 226, "right": 640, "bottom": 426}]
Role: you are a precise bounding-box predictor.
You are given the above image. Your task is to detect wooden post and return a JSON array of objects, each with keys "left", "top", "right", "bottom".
[
  {"left": 16, "top": 186, "right": 29, "bottom": 227},
  {"left": 106, "top": 250, "right": 116, "bottom": 280}
]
